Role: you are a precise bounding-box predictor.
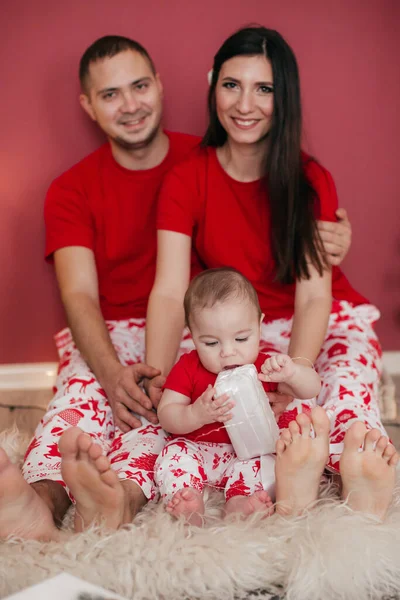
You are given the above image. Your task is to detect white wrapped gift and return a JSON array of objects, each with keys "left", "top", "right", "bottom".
[{"left": 215, "top": 364, "right": 279, "bottom": 460}]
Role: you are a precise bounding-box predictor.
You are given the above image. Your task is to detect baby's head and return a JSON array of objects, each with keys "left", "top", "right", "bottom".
[{"left": 184, "top": 268, "right": 263, "bottom": 374}]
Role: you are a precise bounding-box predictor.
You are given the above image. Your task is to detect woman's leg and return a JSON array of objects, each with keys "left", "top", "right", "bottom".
[
  {"left": 316, "top": 302, "right": 399, "bottom": 518},
  {"left": 260, "top": 319, "right": 330, "bottom": 515}
]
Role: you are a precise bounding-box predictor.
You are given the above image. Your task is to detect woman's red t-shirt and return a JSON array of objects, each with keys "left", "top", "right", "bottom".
[{"left": 157, "top": 146, "right": 368, "bottom": 321}]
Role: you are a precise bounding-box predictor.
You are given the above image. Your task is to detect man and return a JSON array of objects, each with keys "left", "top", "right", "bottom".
[{"left": 0, "top": 35, "right": 351, "bottom": 541}]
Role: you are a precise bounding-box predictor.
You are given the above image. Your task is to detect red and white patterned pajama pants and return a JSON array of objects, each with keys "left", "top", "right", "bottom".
[
  {"left": 155, "top": 301, "right": 386, "bottom": 500},
  {"left": 154, "top": 439, "right": 277, "bottom": 502},
  {"left": 23, "top": 300, "right": 386, "bottom": 500},
  {"left": 22, "top": 319, "right": 194, "bottom": 500},
  {"left": 260, "top": 301, "right": 387, "bottom": 472}
]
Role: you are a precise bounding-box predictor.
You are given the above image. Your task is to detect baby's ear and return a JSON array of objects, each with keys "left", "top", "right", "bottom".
[{"left": 260, "top": 313, "right": 265, "bottom": 327}]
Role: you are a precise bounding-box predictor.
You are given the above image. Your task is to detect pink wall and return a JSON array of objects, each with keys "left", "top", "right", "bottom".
[{"left": 2, "top": 0, "right": 399, "bottom": 363}]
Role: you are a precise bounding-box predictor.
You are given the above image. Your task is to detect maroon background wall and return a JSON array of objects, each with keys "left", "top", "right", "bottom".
[{"left": 2, "top": 0, "right": 399, "bottom": 363}]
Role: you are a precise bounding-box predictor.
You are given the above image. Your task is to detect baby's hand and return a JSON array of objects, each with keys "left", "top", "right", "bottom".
[
  {"left": 193, "top": 385, "right": 234, "bottom": 426},
  {"left": 259, "top": 354, "right": 296, "bottom": 383}
]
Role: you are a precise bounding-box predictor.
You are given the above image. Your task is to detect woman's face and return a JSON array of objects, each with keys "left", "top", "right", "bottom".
[{"left": 215, "top": 54, "right": 274, "bottom": 146}]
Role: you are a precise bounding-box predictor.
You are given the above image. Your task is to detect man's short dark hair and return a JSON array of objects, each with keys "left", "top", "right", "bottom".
[{"left": 79, "top": 35, "right": 156, "bottom": 92}]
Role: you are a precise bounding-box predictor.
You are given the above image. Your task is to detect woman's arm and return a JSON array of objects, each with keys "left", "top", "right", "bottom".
[
  {"left": 288, "top": 262, "right": 332, "bottom": 365},
  {"left": 145, "top": 230, "right": 192, "bottom": 378}
]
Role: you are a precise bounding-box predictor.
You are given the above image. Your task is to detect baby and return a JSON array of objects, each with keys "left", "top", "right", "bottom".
[{"left": 155, "top": 267, "right": 321, "bottom": 525}]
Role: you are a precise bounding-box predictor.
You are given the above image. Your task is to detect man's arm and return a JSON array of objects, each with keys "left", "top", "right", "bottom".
[
  {"left": 54, "top": 246, "right": 159, "bottom": 432},
  {"left": 318, "top": 207, "right": 352, "bottom": 266}
]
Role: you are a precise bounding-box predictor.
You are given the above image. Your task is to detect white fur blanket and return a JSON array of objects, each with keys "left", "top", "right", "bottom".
[{"left": 1, "top": 427, "right": 400, "bottom": 600}]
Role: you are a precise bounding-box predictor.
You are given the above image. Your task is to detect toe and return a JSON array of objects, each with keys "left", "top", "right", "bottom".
[
  {"left": 94, "top": 455, "right": 110, "bottom": 474},
  {"left": 364, "top": 428, "right": 381, "bottom": 451},
  {"left": 275, "top": 439, "right": 286, "bottom": 457},
  {"left": 389, "top": 451, "right": 399, "bottom": 467},
  {"left": 58, "top": 427, "right": 83, "bottom": 459},
  {"left": 383, "top": 442, "right": 397, "bottom": 463},
  {"left": 100, "top": 468, "right": 119, "bottom": 488},
  {"left": 296, "top": 413, "right": 311, "bottom": 438},
  {"left": 280, "top": 429, "right": 292, "bottom": 444},
  {"left": 181, "top": 488, "right": 193, "bottom": 500},
  {"left": 311, "top": 406, "right": 330, "bottom": 436},
  {"left": 288, "top": 420, "right": 300, "bottom": 438},
  {"left": 343, "top": 421, "right": 367, "bottom": 452},
  {"left": 375, "top": 436, "right": 389, "bottom": 457},
  {"left": 77, "top": 433, "right": 92, "bottom": 460},
  {"left": 87, "top": 442, "right": 103, "bottom": 462}
]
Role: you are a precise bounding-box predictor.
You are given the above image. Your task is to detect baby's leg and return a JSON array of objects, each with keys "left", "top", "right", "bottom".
[
  {"left": 154, "top": 439, "right": 206, "bottom": 526},
  {"left": 166, "top": 489, "right": 204, "bottom": 526},
  {"left": 224, "top": 454, "right": 275, "bottom": 518}
]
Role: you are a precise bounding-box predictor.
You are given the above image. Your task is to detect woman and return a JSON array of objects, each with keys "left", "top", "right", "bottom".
[{"left": 146, "top": 26, "right": 398, "bottom": 518}]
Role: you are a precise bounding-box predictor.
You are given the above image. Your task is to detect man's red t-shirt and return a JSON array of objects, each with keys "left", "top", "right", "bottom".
[
  {"left": 157, "top": 147, "right": 368, "bottom": 322},
  {"left": 44, "top": 131, "right": 200, "bottom": 320},
  {"left": 164, "top": 350, "right": 277, "bottom": 444}
]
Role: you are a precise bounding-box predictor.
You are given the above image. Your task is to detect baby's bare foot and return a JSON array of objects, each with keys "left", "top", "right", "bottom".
[
  {"left": 0, "top": 448, "right": 62, "bottom": 541},
  {"left": 166, "top": 488, "right": 204, "bottom": 526},
  {"left": 340, "top": 422, "right": 398, "bottom": 520},
  {"left": 275, "top": 406, "right": 330, "bottom": 516},
  {"left": 60, "top": 427, "right": 124, "bottom": 532},
  {"left": 225, "top": 490, "right": 274, "bottom": 518}
]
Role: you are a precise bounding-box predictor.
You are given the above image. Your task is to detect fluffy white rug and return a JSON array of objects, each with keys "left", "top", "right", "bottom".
[{"left": 1, "top": 427, "right": 400, "bottom": 600}]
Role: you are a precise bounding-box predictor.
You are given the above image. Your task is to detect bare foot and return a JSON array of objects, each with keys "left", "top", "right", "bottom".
[
  {"left": 0, "top": 448, "right": 62, "bottom": 541},
  {"left": 59, "top": 428, "right": 125, "bottom": 532},
  {"left": 166, "top": 488, "right": 204, "bottom": 526},
  {"left": 225, "top": 490, "right": 274, "bottom": 518},
  {"left": 340, "top": 422, "right": 399, "bottom": 520},
  {"left": 275, "top": 406, "right": 330, "bottom": 516}
]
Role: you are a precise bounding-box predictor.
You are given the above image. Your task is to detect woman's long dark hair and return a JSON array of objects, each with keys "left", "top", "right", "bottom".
[{"left": 202, "top": 26, "right": 326, "bottom": 283}]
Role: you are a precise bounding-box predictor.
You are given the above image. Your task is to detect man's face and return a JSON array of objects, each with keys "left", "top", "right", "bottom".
[{"left": 80, "top": 50, "right": 163, "bottom": 150}]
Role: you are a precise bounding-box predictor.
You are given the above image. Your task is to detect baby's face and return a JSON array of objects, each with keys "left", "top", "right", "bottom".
[{"left": 190, "top": 298, "right": 262, "bottom": 374}]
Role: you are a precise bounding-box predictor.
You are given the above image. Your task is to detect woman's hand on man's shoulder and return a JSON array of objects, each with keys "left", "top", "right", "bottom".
[{"left": 317, "top": 207, "right": 352, "bottom": 266}]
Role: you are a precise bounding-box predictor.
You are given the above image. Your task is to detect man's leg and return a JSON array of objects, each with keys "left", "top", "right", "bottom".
[
  {"left": 31, "top": 479, "right": 71, "bottom": 527},
  {"left": 59, "top": 427, "right": 125, "bottom": 531},
  {"left": 3, "top": 329, "right": 115, "bottom": 540},
  {"left": 58, "top": 425, "right": 158, "bottom": 531},
  {"left": 120, "top": 480, "right": 147, "bottom": 524},
  {"left": 0, "top": 449, "right": 68, "bottom": 541},
  {"left": 57, "top": 320, "right": 198, "bottom": 530}
]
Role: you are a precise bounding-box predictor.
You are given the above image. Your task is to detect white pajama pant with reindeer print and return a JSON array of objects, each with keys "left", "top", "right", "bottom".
[{"left": 22, "top": 301, "right": 388, "bottom": 501}]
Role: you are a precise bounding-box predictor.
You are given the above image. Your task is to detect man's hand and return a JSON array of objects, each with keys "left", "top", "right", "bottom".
[
  {"left": 192, "top": 385, "right": 234, "bottom": 427},
  {"left": 317, "top": 207, "right": 352, "bottom": 266},
  {"left": 145, "top": 374, "right": 167, "bottom": 409},
  {"left": 102, "top": 363, "right": 162, "bottom": 433}
]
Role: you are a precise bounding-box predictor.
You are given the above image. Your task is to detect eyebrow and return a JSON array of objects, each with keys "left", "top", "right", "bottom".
[
  {"left": 97, "top": 77, "right": 152, "bottom": 96},
  {"left": 198, "top": 329, "right": 252, "bottom": 340},
  {"left": 221, "top": 76, "right": 273, "bottom": 86}
]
